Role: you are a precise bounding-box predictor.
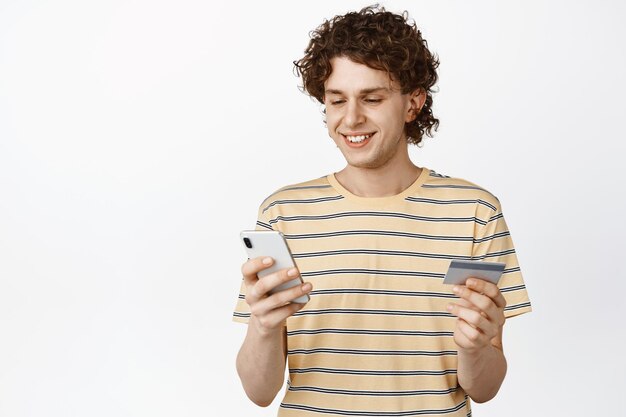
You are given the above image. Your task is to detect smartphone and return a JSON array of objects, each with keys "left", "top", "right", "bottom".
[
  {"left": 240, "top": 230, "right": 310, "bottom": 304},
  {"left": 442, "top": 259, "right": 506, "bottom": 286}
]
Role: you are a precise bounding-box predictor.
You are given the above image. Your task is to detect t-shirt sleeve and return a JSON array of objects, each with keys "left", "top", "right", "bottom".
[
  {"left": 472, "top": 199, "right": 532, "bottom": 319},
  {"left": 232, "top": 202, "right": 274, "bottom": 324}
]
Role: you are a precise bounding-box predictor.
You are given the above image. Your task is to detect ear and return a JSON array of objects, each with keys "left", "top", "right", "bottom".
[{"left": 405, "top": 88, "right": 426, "bottom": 123}]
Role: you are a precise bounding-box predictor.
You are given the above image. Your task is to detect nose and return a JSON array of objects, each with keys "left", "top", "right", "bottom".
[{"left": 344, "top": 100, "right": 365, "bottom": 127}]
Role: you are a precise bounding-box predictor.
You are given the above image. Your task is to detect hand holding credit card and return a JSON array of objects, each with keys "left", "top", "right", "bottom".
[{"left": 442, "top": 260, "right": 506, "bottom": 286}]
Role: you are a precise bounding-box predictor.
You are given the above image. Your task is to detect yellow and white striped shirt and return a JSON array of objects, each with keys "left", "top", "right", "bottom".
[{"left": 233, "top": 168, "right": 531, "bottom": 416}]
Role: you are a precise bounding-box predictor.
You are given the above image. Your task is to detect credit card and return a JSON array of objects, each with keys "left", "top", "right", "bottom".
[{"left": 442, "top": 260, "right": 506, "bottom": 285}]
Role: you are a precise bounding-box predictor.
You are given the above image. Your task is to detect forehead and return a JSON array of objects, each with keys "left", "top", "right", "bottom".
[{"left": 324, "top": 56, "right": 398, "bottom": 93}]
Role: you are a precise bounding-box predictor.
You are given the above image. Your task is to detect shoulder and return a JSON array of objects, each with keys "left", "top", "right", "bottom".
[
  {"left": 421, "top": 168, "right": 502, "bottom": 212},
  {"left": 258, "top": 175, "right": 340, "bottom": 214}
]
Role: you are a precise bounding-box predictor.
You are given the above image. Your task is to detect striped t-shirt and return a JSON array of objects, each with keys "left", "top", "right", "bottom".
[{"left": 233, "top": 167, "right": 531, "bottom": 417}]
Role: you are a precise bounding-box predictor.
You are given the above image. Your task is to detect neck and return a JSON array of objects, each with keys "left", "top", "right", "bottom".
[{"left": 335, "top": 152, "right": 422, "bottom": 198}]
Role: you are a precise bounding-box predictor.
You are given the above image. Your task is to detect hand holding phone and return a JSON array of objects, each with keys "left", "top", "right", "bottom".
[
  {"left": 240, "top": 230, "right": 311, "bottom": 304},
  {"left": 239, "top": 230, "right": 312, "bottom": 332},
  {"left": 240, "top": 230, "right": 310, "bottom": 303}
]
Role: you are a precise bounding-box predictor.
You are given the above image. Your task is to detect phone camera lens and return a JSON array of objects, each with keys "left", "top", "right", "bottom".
[{"left": 243, "top": 237, "right": 252, "bottom": 248}]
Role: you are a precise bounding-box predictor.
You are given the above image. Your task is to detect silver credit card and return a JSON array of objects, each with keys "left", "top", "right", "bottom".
[{"left": 442, "top": 260, "right": 506, "bottom": 285}]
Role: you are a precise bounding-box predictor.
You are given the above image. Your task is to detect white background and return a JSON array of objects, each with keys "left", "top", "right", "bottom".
[{"left": 1, "top": 0, "right": 624, "bottom": 415}]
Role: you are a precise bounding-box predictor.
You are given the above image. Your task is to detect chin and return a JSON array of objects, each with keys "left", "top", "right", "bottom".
[{"left": 344, "top": 157, "right": 384, "bottom": 170}]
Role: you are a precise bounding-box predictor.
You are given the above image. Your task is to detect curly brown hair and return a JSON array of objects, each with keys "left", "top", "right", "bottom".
[{"left": 293, "top": 4, "right": 439, "bottom": 145}]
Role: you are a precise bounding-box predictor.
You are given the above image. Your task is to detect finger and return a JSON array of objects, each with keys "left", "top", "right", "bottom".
[
  {"left": 452, "top": 285, "right": 499, "bottom": 321},
  {"left": 466, "top": 278, "right": 507, "bottom": 309},
  {"left": 452, "top": 297, "right": 483, "bottom": 314},
  {"left": 447, "top": 303, "right": 490, "bottom": 332},
  {"left": 248, "top": 267, "right": 301, "bottom": 304},
  {"left": 252, "top": 282, "right": 312, "bottom": 314},
  {"left": 451, "top": 303, "right": 500, "bottom": 340},
  {"left": 241, "top": 256, "right": 274, "bottom": 286},
  {"left": 255, "top": 267, "right": 301, "bottom": 297},
  {"left": 455, "top": 318, "right": 488, "bottom": 348}
]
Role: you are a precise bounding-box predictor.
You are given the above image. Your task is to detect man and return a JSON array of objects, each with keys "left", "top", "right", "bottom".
[{"left": 233, "top": 5, "right": 531, "bottom": 416}]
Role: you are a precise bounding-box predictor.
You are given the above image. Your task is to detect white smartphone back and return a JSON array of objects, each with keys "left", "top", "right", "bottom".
[{"left": 240, "top": 230, "right": 310, "bottom": 303}]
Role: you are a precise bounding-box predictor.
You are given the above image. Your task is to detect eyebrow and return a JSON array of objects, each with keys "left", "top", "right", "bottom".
[{"left": 324, "top": 87, "right": 391, "bottom": 95}]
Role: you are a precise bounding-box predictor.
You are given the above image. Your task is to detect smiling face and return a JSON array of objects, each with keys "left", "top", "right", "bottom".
[{"left": 323, "top": 56, "right": 421, "bottom": 170}]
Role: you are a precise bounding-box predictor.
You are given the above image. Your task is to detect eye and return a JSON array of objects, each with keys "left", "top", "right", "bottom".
[
  {"left": 330, "top": 100, "right": 345, "bottom": 105},
  {"left": 364, "top": 98, "right": 382, "bottom": 104}
]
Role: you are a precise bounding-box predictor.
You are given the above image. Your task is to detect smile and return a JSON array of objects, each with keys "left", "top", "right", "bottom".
[{"left": 342, "top": 132, "right": 375, "bottom": 144}]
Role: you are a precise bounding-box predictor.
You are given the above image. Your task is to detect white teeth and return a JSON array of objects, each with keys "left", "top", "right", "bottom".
[{"left": 345, "top": 133, "right": 372, "bottom": 143}]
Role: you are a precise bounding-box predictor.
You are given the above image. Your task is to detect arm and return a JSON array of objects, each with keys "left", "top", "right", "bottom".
[
  {"left": 235, "top": 257, "right": 312, "bottom": 407},
  {"left": 236, "top": 318, "right": 288, "bottom": 407},
  {"left": 447, "top": 278, "right": 508, "bottom": 403}
]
